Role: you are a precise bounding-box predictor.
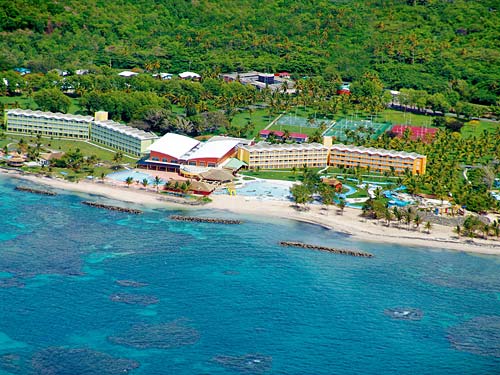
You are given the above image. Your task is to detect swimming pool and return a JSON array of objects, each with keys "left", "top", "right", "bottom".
[
  {"left": 218, "top": 180, "right": 294, "bottom": 200},
  {"left": 107, "top": 170, "right": 165, "bottom": 185},
  {"left": 384, "top": 190, "right": 412, "bottom": 207}
]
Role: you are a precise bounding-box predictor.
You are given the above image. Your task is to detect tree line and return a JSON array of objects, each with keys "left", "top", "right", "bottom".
[{"left": 0, "top": 0, "right": 499, "bottom": 105}]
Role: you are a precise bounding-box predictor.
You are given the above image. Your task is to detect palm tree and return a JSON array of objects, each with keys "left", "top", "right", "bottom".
[
  {"left": 141, "top": 178, "right": 149, "bottom": 190},
  {"left": 393, "top": 206, "right": 403, "bottom": 227},
  {"left": 424, "top": 221, "right": 432, "bottom": 234},
  {"left": 153, "top": 176, "right": 161, "bottom": 192},
  {"left": 413, "top": 214, "right": 423, "bottom": 230},
  {"left": 384, "top": 209, "right": 392, "bottom": 226},
  {"left": 125, "top": 176, "right": 134, "bottom": 188},
  {"left": 491, "top": 220, "right": 500, "bottom": 239},
  {"left": 319, "top": 185, "right": 335, "bottom": 214},
  {"left": 403, "top": 211, "right": 412, "bottom": 229},
  {"left": 337, "top": 197, "right": 346, "bottom": 215},
  {"left": 113, "top": 152, "right": 123, "bottom": 164}
]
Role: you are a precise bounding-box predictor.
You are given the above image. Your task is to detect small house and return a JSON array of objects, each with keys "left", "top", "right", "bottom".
[{"left": 321, "top": 177, "right": 343, "bottom": 192}]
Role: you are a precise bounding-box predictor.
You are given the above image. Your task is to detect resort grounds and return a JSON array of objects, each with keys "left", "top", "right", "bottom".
[{"left": 2, "top": 167, "right": 500, "bottom": 256}]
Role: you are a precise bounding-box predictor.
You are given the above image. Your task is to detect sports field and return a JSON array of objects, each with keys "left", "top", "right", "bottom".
[
  {"left": 323, "top": 118, "right": 392, "bottom": 142},
  {"left": 275, "top": 115, "right": 334, "bottom": 129}
]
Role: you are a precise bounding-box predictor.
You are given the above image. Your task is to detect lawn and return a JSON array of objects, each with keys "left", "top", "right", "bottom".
[
  {"left": 19, "top": 164, "right": 117, "bottom": 182},
  {"left": 41, "top": 139, "right": 130, "bottom": 161},
  {"left": 3, "top": 134, "right": 136, "bottom": 162},
  {"left": 373, "top": 109, "right": 434, "bottom": 127},
  {"left": 1, "top": 95, "right": 82, "bottom": 114},
  {"left": 240, "top": 169, "right": 299, "bottom": 181},
  {"left": 461, "top": 120, "right": 498, "bottom": 138},
  {"left": 240, "top": 167, "right": 323, "bottom": 181},
  {"left": 230, "top": 108, "right": 274, "bottom": 137},
  {"left": 0, "top": 95, "right": 37, "bottom": 110}
]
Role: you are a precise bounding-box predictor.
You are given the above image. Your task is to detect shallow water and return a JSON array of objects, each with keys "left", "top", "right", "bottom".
[{"left": 0, "top": 175, "right": 499, "bottom": 374}]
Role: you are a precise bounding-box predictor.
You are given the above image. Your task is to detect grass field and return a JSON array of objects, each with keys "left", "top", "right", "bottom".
[
  {"left": 240, "top": 167, "right": 325, "bottom": 181},
  {"left": 230, "top": 108, "right": 274, "bottom": 137},
  {"left": 374, "top": 109, "right": 434, "bottom": 127},
  {"left": 2, "top": 134, "right": 136, "bottom": 161},
  {"left": 461, "top": 120, "right": 498, "bottom": 137},
  {"left": 240, "top": 168, "right": 301, "bottom": 181},
  {"left": 1, "top": 95, "right": 82, "bottom": 114}
]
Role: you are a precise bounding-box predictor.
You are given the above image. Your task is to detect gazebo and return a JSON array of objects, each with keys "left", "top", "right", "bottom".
[
  {"left": 7, "top": 155, "right": 25, "bottom": 167},
  {"left": 199, "top": 169, "right": 234, "bottom": 183}
]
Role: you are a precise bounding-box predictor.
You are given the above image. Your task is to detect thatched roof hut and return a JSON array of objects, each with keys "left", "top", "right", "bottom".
[
  {"left": 200, "top": 169, "right": 234, "bottom": 182},
  {"left": 7, "top": 155, "right": 25, "bottom": 167}
]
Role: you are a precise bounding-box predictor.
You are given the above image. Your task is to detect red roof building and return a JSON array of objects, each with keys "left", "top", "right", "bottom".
[
  {"left": 142, "top": 133, "right": 241, "bottom": 172},
  {"left": 390, "top": 125, "right": 438, "bottom": 142}
]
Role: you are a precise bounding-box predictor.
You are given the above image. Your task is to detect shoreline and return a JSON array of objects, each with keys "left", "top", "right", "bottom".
[{"left": 2, "top": 169, "right": 500, "bottom": 256}]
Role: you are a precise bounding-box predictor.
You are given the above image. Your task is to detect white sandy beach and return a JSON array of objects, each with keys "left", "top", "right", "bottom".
[{"left": 3, "top": 169, "right": 500, "bottom": 256}]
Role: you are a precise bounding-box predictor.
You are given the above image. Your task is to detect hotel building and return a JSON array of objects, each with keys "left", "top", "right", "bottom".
[
  {"left": 328, "top": 144, "right": 426, "bottom": 175},
  {"left": 90, "top": 112, "right": 157, "bottom": 156},
  {"left": 237, "top": 142, "right": 329, "bottom": 169},
  {"left": 5, "top": 109, "right": 93, "bottom": 139},
  {"left": 5, "top": 109, "right": 157, "bottom": 156}
]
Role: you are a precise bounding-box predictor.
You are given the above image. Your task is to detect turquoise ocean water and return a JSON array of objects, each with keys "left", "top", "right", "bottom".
[{"left": 0, "top": 175, "right": 499, "bottom": 374}]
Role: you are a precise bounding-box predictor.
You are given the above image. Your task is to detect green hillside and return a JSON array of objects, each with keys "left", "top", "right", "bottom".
[{"left": 1, "top": 0, "right": 499, "bottom": 104}]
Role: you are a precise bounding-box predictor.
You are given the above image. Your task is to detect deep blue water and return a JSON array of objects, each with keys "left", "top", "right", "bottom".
[{"left": 0, "top": 175, "right": 499, "bottom": 375}]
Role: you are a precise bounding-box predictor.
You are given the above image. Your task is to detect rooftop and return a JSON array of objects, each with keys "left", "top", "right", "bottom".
[
  {"left": 240, "top": 142, "right": 328, "bottom": 152},
  {"left": 147, "top": 133, "right": 200, "bottom": 159},
  {"left": 331, "top": 144, "right": 426, "bottom": 159},
  {"left": 92, "top": 120, "right": 158, "bottom": 141},
  {"left": 7, "top": 109, "right": 94, "bottom": 122},
  {"left": 179, "top": 71, "right": 200, "bottom": 79},
  {"left": 118, "top": 71, "right": 138, "bottom": 77},
  {"left": 185, "top": 139, "right": 240, "bottom": 160}
]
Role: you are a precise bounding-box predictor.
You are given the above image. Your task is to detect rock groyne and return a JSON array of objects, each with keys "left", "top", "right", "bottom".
[
  {"left": 170, "top": 215, "right": 242, "bottom": 224},
  {"left": 279, "top": 241, "right": 373, "bottom": 257},
  {"left": 15, "top": 186, "right": 57, "bottom": 196},
  {"left": 82, "top": 201, "right": 142, "bottom": 214}
]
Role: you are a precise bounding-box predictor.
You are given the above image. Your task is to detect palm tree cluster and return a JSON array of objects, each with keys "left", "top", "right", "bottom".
[
  {"left": 364, "top": 127, "right": 500, "bottom": 213},
  {"left": 457, "top": 217, "right": 500, "bottom": 240},
  {"left": 362, "top": 203, "right": 432, "bottom": 233},
  {"left": 289, "top": 167, "right": 346, "bottom": 214}
]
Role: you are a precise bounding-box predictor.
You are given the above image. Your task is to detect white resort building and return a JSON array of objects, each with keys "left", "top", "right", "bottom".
[
  {"left": 5, "top": 109, "right": 93, "bottom": 139},
  {"left": 5, "top": 109, "right": 157, "bottom": 156}
]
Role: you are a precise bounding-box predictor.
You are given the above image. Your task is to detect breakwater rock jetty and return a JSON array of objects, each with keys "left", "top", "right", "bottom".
[
  {"left": 15, "top": 186, "right": 57, "bottom": 196},
  {"left": 170, "top": 215, "right": 242, "bottom": 224},
  {"left": 279, "top": 241, "right": 374, "bottom": 257},
  {"left": 82, "top": 201, "right": 143, "bottom": 214}
]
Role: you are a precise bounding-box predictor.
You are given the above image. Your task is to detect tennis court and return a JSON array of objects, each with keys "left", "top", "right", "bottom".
[
  {"left": 323, "top": 118, "right": 392, "bottom": 142},
  {"left": 276, "top": 115, "right": 334, "bottom": 129}
]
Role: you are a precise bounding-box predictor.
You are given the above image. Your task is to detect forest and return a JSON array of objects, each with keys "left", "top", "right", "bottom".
[{"left": 1, "top": 0, "right": 499, "bottom": 105}]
